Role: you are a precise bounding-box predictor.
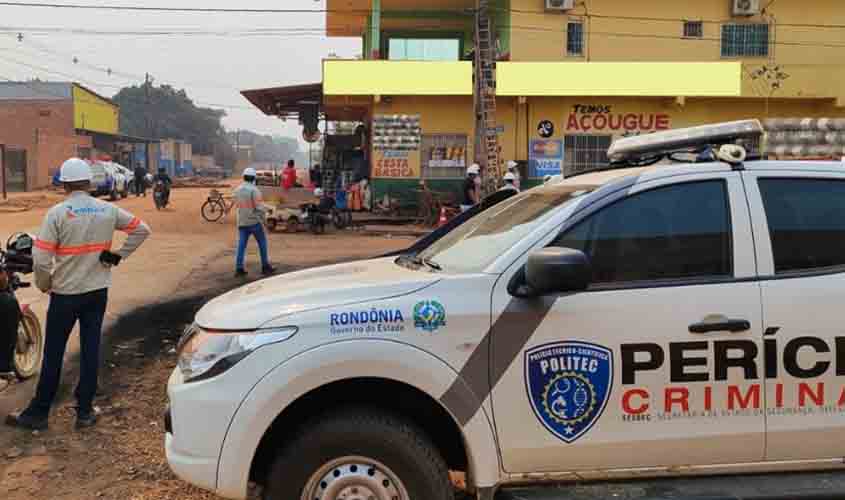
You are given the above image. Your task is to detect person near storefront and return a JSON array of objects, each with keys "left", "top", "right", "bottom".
[
  {"left": 506, "top": 160, "right": 522, "bottom": 191},
  {"left": 6, "top": 158, "right": 151, "bottom": 430},
  {"left": 282, "top": 160, "right": 297, "bottom": 190},
  {"left": 461, "top": 164, "right": 481, "bottom": 212}
]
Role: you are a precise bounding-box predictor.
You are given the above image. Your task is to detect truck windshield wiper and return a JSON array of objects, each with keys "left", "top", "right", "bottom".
[{"left": 421, "top": 257, "right": 442, "bottom": 271}]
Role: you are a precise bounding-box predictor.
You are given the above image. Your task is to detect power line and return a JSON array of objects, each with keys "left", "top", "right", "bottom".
[
  {"left": 2, "top": 2, "right": 845, "bottom": 30},
  {"left": 2, "top": 20, "right": 845, "bottom": 49},
  {"left": 0, "top": 52, "right": 128, "bottom": 88},
  {"left": 0, "top": 2, "right": 386, "bottom": 14}
]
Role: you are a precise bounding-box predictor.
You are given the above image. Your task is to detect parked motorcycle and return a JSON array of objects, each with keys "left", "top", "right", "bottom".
[
  {"left": 153, "top": 180, "right": 169, "bottom": 210},
  {"left": 1, "top": 233, "right": 44, "bottom": 380}
]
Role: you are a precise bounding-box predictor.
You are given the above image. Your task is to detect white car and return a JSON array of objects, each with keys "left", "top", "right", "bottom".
[
  {"left": 166, "top": 121, "right": 845, "bottom": 500},
  {"left": 102, "top": 162, "right": 129, "bottom": 200}
]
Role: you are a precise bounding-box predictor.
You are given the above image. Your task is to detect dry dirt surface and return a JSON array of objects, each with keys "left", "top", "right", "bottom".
[{"left": 0, "top": 186, "right": 416, "bottom": 500}]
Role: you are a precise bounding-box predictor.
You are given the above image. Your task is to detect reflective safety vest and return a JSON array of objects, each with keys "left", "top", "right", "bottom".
[
  {"left": 33, "top": 191, "right": 151, "bottom": 295},
  {"left": 233, "top": 182, "right": 266, "bottom": 227}
]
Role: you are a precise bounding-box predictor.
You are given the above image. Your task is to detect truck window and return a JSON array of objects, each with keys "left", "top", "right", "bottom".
[
  {"left": 758, "top": 178, "right": 845, "bottom": 274},
  {"left": 555, "top": 180, "right": 732, "bottom": 284},
  {"left": 416, "top": 186, "right": 595, "bottom": 274}
]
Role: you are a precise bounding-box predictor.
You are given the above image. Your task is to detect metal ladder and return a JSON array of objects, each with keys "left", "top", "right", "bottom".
[{"left": 475, "top": 0, "right": 501, "bottom": 197}]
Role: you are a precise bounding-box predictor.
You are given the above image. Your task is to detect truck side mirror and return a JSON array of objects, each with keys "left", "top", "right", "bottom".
[{"left": 509, "top": 247, "right": 592, "bottom": 298}]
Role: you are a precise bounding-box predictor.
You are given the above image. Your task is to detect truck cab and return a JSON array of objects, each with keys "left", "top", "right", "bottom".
[{"left": 166, "top": 120, "right": 845, "bottom": 500}]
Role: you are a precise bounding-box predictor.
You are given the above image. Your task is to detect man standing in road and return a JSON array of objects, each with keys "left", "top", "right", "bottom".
[
  {"left": 235, "top": 168, "right": 274, "bottom": 278},
  {"left": 5, "top": 158, "right": 151, "bottom": 430},
  {"left": 133, "top": 162, "right": 147, "bottom": 197}
]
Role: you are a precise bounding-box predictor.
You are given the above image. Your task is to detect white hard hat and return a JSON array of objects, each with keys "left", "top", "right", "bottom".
[
  {"left": 243, "top": 167, "right": 257, "bottom": 177},
  {"left": 59, "top": 158, "right": 92, "bottom": 183},
  {"left": 503, "top": 172, "right": 516, "bottom": 182},
  {"left": 507, "top": 160, "right": 518, "bottom": 170},
  {"left": 467, "top": 164, "right": 480, "bottom": 175},
  {"left": 314, "top": 188, "right": 324, "bottom": 197}
]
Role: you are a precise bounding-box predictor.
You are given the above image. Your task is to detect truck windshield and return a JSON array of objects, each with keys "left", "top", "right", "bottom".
[{"left": 416, "top": 185, "right": 596, "bottom": 274}]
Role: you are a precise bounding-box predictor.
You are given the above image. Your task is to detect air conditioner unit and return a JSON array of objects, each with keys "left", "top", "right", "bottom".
[
  {"left": 732, "top": 0, "right": 761, "bottom": 16},
  {"left": 545, "top": 0, "right": 575, "bottom": 12}
]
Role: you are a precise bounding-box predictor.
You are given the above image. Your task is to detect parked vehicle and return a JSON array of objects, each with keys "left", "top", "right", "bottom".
[
  {"left": 88, "top": 161, "right": 119, "bottom": 200},
  {"left": 1, "top": 233, "right": 44, "bottom": 381},
  {"left": 103, "top": 162, "right": 130, "bottom": 200},
  {"left": 168, "top": 121, "right": 845, "bottom": 500}
]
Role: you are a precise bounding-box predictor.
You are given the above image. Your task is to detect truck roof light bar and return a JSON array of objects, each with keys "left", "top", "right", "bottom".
[{"left": 607, "top": 120, "right": 764, "bottom": 163}]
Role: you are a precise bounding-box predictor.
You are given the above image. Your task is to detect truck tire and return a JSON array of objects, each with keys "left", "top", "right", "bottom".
[{"left": 263, "top": 408, "right": 452, "bottom": 500}]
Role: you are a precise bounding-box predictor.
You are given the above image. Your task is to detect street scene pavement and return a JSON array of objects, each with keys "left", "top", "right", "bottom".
[{"left": 0, "top": 185, "right": 414, "bottom": 499}]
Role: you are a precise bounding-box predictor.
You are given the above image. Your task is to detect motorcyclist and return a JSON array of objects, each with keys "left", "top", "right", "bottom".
[
  {"left": 0, "top": 270, "right": 20, "bottom": 392},
  {"left": 153, "top": 167, "right": 173, "bottom": 205}
]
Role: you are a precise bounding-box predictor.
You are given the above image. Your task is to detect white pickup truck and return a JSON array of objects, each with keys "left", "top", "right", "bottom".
[{"left": 165, "top": 121, "right": 845, "bottom": 500}]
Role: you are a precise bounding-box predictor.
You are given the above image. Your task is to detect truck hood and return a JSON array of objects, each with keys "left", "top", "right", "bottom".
[{"left": 195, "top": 258, "right": 438, "bottom": 330}]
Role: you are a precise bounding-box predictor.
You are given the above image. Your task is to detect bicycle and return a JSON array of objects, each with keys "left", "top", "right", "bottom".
[{"left": 201, "top": 189, "right": 235, "bottom": 223}]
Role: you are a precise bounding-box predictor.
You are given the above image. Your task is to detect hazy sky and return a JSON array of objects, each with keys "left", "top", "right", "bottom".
[{"left": 0, "top": 0, "right": 361, "bottom": 144}]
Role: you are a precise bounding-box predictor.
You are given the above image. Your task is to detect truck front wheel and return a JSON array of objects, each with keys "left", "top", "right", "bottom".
[{"left": 264, "top": 408, "right": 453, "bottom": 500}]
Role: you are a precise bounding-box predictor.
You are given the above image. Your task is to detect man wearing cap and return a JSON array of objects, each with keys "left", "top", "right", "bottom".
[
  {"left": 234, "top": 168, "right": 274, "bottom": 278},
  {"left": 461, "top": 164, "right": 481, "bottom": 213},
  {"left": 500, "top": 172, "right": 520, "bottom": 193},
  {"left": 6, "top": 158, "right": 151, "bottom": 430}
]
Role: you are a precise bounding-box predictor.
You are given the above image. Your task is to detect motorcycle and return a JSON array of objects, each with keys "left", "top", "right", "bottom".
[
  {"left": 1, "top": 233, "right": 44, "bottom": 380},
  {"left": 153, "top": 180, "right": 169, "bottom": 210}
]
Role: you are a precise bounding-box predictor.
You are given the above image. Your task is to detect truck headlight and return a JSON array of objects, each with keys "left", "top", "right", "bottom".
[{"left": 176, "top": 325, "right": 298, "bottom": 383}]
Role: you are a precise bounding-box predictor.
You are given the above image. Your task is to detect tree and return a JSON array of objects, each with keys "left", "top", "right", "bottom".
[{"left": 112, "top": 83, "right": 227, "bottom": 155}]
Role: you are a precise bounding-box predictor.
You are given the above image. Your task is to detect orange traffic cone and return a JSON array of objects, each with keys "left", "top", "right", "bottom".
[{"left": 438, "top": 207, "right": 448, "bottom": 227}]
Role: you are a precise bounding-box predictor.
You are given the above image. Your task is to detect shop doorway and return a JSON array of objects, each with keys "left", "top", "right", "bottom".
[{"left": 3, "top": 147, "right": 28, "bottom": 192}]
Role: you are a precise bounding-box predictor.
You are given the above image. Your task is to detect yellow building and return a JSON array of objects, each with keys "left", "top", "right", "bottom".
[{"left": 243, "top": 0, "right": 845, "bottom": 206}]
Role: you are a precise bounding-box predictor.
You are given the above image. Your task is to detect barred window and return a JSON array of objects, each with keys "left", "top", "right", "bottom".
[
  {"left": 684, "top": 21, "right": 703, "bottom": 38},
  {"left": 567, "top": 22, "right": 584, "bottom": 56},
  {"left": 721, "top": 23, "right": 769, "bottom": 57},
  {"left": 564, "top": 134, "right": 612, "bottom": 177}
]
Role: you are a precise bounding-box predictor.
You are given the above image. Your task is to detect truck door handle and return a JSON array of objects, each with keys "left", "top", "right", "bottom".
[{"left": 689, "top": 318, "right": 751, "bottom": 334}]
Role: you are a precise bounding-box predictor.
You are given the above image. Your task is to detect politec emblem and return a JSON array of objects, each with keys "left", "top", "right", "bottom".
[
  {"left": 413, "top": 300, "right": 446, "bottom": 333},
  {"left": 525, "top": 341, "right": 613, "bottom": 443}
]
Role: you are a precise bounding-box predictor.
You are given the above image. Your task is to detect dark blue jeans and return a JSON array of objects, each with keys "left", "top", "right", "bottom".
[
  {"left": 25, "top": 288, "right": 108, "bottom": 418},
  {"left": 236, "top": 223, "right": 270, "bottom": 271}
]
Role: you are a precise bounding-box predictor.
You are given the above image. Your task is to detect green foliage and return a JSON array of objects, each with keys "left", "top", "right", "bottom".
[{"left": 113, "top": 83, "right": 227, "bottom": 155}]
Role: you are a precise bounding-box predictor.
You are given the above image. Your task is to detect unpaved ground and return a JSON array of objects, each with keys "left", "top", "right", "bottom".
[{"left": 0, "top": 186, "right": 415, "bottom": 499}]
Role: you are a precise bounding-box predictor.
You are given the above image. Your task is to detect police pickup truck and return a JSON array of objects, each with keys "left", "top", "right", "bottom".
[{"left": 166, "top": 120, "right": 845, "bottom": 500}]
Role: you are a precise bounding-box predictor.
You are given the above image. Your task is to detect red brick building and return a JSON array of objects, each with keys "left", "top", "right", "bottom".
[{"left": 0, "top": 82, "right": 118, "bottom": 191}]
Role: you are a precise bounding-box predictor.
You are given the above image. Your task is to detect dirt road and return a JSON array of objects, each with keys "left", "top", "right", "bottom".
[{"left": 0, "top": 187, "right": 414, "bottom": 499}]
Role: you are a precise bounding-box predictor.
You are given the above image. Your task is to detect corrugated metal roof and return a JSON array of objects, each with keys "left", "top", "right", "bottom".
[{"left": 0, "top": 82, "right": 72, "bottom": 101}]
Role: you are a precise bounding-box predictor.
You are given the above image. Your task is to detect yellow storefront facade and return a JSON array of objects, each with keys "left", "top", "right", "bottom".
[{"left": 248, "top": 0, "right": 845, "bottom": 206}]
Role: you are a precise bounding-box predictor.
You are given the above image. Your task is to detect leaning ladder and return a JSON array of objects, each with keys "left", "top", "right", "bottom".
[{"left": 474, "top": 0, "right": 501, "bottom": 197}]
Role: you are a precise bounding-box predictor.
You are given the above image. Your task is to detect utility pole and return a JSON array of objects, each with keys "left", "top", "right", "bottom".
[
  {"left": 144, "top": 72, "right": 152, "bottom": 173},
  {"left": 474, "top": 0, "right": 501, "bottom": 197}
]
